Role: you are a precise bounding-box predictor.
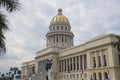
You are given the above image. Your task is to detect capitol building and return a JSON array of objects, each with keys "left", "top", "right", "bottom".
[{"left": 22, "top": 8, "right": 120, "bottom": 80}]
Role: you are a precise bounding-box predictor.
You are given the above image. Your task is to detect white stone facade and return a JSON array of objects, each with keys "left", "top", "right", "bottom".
[{"left": 22, "top": 8, "right": 120, "bottom": 80}]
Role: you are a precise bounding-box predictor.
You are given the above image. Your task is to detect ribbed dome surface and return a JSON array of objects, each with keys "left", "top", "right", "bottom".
[{"left": 50, "top": 8, "right": 70, "bottom": 25}]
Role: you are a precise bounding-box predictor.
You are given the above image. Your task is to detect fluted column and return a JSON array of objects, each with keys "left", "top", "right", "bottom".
[
  {"left": 82, "top": 55, "right": 84, "bottom": 69},
  {"left": 61, "top": 60, "right": 62, "bottom": 72},
  {"left": 75, "top": 56, "right": 77, "bottom": 71},
  {"left": 100, "top": 51, "right": 103, "bottom": 67},
  {"left": 79, "top": 56, "right": 81, "bottom": 70},
  {"left": 66, "top": 59, "right": 69, "bottom": 71},
  {"left": 80, "top": 55, "right": 83, "bottom": 70}
]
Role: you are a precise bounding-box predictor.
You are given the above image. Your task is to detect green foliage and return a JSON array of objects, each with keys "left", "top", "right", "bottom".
[
  {"left": 1, "top": 74, "right": 5, "bottom": 77},
  {"left": 17, "top": 70, "right": 21, "bottom": 74},
  {"left": 0, "top": 67, "right": 21, "bottom": 80},
  {"left": 0, "top": 0, "right": 20, "bottom": 55},
  {"left": 0, "top": 0, "right": 20, "bottom": 12},
  {"left": 0, "top": 13, "right": 8, "bottom": 55}
]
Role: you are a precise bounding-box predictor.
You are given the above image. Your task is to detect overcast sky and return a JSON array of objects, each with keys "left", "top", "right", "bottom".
[{"left": 0, "top": 0, "right": 120, "bottom": 73}]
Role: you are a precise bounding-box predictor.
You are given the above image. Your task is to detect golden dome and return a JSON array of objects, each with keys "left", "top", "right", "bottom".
[{"left": 50, "top": 8, "right": 69, "bottom": 25}]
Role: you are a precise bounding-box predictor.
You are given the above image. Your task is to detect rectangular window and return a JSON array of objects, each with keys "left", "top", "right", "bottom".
[
  {"left": 80, "top": 55, "right": 83, "bottom": 70},
  {"left": 93, "top": 57, "right": 96, "bottom": 68},
  {"left": 98, "top": 56, "right": 101, "bottom": 67},
  {"left": 62, "top": 60, "right": 63, "bottom": 72},
  {"left": 59, "top": 61, "right": 61, "bottom": 72},
  {"left": 32, "top": 66, "right": 35, "bottom": 74},
  {"left": 118, "top": 55, "right": 120, "bottom": 65},
  {"left": 77, "top": 56, "right": 79, "bottom": 70},
  {"left": 103, "top": 55, "right": 107, "bottom": 67},
  {"left": 84, "top": 54, "right": 87, "bottom": 69},
  {"left": 65, "top": 59, "right": 66, "bottom": 71},
  {"left": 73, "top": 57, "right": 75, "bottom": 70}
]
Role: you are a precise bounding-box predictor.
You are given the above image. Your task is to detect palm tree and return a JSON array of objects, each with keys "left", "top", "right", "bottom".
[
  {"left": 0, "top": 0, "right": 20, "bottom": 55},
  {"left": 114, "top": 36, "right": 120, "bottom": 52}
]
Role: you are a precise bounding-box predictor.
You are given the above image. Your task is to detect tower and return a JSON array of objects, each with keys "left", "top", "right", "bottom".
[{"left": 46, "top": 8, "right": 74, "bottom": 48}]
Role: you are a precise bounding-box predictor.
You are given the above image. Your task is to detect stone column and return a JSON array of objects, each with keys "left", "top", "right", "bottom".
[
  {"left": 82, "top": 55, "right": 84, "bottom": 69},
  {"left": 61, "top": 60, "right": 63, "bottom": 72},
  {"left": 75, "top": 56, "right": 77, "bottom": 71},
  {"left": 100, "top": 51, "right": 103, "bottom": 67},
  {"left": 79, "top": 56, "right": 81, "bottom": 70},
  {"left": 69, "top": 58, "right": 71, "bottom": 70},
  {"left": 102, "top": 72, "right": 104, "bottom": 80},
  {"left": 95, "top": 52, "right": 98, "bottom": 68},
  {"left": 66, "top": 58, "right": 68, "bottom": 71},
  {"left": 63, "top": 59, "right": 65, "bottom": 72},
  {"left": 105, "top": 49, "right": 108, "bottom": 66}
]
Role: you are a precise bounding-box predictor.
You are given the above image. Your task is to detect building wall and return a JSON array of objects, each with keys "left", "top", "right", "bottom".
[{"left": 22, "top": 34, "right": 120, "bottom": 80}]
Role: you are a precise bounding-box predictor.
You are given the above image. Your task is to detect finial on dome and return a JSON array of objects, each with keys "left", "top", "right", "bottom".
[{"left": 58, "top": 8, "right": 62, "bottom": 12}]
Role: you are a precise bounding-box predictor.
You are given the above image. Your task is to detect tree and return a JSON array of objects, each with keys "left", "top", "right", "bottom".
[
  {"left": 0, "top": 0, "right": 20, "bottom": 55},
  {"left": 114, "top": 36, "right": 120, "bottom": 52}
]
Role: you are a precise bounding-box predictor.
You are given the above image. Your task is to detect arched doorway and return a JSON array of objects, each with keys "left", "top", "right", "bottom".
[
  {"left": 104, "top": 72, "right": 108, "bottom": 80},
  {"left": 93, "top": 73, "right": 97, "bottom": 80},
  {"left": 98, "top": 72, "right": 102, "bottom": 80}
]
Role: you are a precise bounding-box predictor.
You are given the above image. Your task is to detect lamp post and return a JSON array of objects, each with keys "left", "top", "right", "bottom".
[{"left": 45, "top": 59, "right": 53, "bottom": 80}]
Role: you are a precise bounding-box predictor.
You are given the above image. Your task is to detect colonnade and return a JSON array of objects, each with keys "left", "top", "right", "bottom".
[
  {"left": 38, "top": 60, "right": 46, "bottom": 73},
  {"left": 47, "top": 33, "right": 73, "bottom": 47},
  {"left": 59, "top": 54, "right": 87, "bottom": 72},
  {"left": 90, "top": 49, "right": 108, "bottom": 68}
]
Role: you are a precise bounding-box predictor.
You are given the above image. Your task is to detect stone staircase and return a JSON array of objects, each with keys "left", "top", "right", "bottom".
[{"left": 31, "top": 73, "right": 46, "bottom": 80}]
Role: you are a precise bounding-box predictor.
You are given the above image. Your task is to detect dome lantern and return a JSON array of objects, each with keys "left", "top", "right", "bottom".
[
  {"left": 58, "top": 8, "right": 62, "bottom": 13},
  {"left": 50, "top": 8, "right": 70, "bottom": 25}
]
